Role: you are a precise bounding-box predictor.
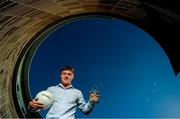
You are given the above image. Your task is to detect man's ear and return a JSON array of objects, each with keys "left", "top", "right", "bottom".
[
  {"left": 60, "top": 74, "right": 62, "bottom": 79},
  {"left": 72, "top": 74, "right": 74, "bottom": 80}
]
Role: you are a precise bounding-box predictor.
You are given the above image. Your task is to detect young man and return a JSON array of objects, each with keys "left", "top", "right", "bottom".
[{"left": 28, "top": 65, "right": 99, "bottom": 119}]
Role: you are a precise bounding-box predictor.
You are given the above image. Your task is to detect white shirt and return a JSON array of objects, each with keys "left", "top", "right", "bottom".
[{"left": 46, "top": 83, "right": 93, "bottom": 119}]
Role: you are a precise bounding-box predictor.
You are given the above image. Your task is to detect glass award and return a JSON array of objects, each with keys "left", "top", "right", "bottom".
[{"left": 89, "top": 84, "right": 100, "bottom": 96}]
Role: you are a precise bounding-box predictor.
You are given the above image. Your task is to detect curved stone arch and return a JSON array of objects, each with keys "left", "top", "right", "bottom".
[
  {"left": 0, "top": 0, "right": 180, "bottom": 118},
  {"left": 12, "top": 13, "right": 141, "bottom": 118}
]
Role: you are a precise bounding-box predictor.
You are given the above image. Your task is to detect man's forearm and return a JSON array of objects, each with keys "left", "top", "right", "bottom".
[{"left": 81, "top": 101, "right": 94, "bottom": 114}]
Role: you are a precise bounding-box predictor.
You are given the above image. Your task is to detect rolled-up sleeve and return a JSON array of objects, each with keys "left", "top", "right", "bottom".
[{"left": 77, "top": 91, "right": 94, "bottom": 114}]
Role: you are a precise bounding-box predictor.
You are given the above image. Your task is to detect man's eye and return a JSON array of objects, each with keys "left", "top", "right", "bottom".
[{"left": 68, "top": 73, "right": 72, "bottom": 76}]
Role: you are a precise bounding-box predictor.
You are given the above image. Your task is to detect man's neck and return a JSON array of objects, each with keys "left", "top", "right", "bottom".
[{"left": 60, "top": 83, "right": 72, "bottom": 89}]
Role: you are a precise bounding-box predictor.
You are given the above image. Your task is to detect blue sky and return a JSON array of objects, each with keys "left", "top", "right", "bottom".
[{"left": 29, "top": 17, "right": 180, "bottom": 118}]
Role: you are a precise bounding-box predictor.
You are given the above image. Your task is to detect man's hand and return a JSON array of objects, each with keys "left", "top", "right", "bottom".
[
  {"left": 28, "top": 98, "right": 44, "bottom": 110},
  {"left": 89, "top": 93, "right": 100, "bottom": 103}
]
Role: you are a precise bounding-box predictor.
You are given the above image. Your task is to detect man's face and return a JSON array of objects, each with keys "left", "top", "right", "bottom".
[{"left": 60, "top": 70, "right": 74, "bottom": 87}]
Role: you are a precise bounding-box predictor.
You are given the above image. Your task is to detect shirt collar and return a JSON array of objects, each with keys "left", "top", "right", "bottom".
[{"left": 59, "top": 83, "right": 73, "bottom": 89}]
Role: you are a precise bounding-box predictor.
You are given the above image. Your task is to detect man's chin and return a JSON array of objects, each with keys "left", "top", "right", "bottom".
[{"left": 63, "top": 82, "right": 70, "bottom": 86}]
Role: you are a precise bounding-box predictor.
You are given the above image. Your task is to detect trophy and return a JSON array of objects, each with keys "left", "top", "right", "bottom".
[{"left": 89, "top": 84, "right": 100, "bottom": 102}]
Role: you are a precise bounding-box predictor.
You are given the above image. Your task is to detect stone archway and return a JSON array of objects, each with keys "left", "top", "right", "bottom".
[{"left": 0, "top": 0, "right": 180, "bottom": 118}]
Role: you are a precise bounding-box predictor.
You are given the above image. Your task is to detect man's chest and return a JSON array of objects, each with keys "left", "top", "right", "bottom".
[{"left": 53, "top": 89, "right": 79, "bottom": 104}]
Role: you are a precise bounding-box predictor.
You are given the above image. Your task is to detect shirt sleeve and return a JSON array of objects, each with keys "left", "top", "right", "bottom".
[
  {"left": 46, "top": 87, "right": 53, "bottom": 93},
  {"left": 77, "top": 91, "right": 94, "bottom": 114}
]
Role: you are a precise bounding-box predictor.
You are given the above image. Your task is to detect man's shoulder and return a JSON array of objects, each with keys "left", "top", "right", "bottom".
[
  {"left": 72, "top": 87, "right": 82, "bottom": 94},
  {"left": 47, "top": 85, "right": 59, "bottom": 90}
]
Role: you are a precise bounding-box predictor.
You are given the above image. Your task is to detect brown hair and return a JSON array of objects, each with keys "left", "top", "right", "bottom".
[{"left": 60, "top": 65, "right": 74, "bottom": 74}]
